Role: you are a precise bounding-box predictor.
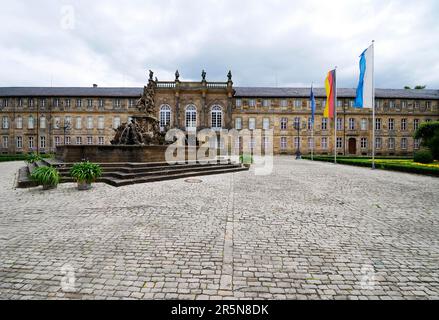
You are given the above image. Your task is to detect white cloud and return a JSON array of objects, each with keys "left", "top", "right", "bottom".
[{"left": 0, "top": 0, "right": 438, "bottom": 89}]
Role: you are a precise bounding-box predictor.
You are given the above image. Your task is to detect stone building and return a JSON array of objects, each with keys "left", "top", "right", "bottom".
[{"left": 0, "top": 71, "right": 438, "bottom": 156}]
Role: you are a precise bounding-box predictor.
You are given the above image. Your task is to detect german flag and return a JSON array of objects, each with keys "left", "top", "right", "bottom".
[{"left": 324, "top": 69, "right": 336, "bottom": 119}]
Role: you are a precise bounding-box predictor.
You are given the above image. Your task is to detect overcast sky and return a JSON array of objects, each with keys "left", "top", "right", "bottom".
[{"left": 1, "top": 0, "right": 438, "bottom": 89}]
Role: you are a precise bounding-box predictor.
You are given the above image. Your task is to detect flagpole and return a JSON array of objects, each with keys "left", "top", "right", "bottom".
[
  {"left": 371, "top": 40, "right": 376, "bottom": 169},
  {"left": 311, "top": 83, "right": 314, "bottom": 161},
  {"left": 334, "top": 67, "right": 338, "bottom": 164}
]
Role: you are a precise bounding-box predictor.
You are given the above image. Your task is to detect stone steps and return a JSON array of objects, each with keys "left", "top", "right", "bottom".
[{"left": 18, "top": 159, "right": 249, "bottom": 188}]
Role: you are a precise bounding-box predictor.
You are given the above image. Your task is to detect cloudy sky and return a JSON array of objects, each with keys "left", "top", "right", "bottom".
[{"left": 1, "top": 0, "right": 438, "bottom": 89}]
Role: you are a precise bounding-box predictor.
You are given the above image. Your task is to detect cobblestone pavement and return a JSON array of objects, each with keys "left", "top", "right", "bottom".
[{"left": 1, "top": 157, "right": 439, "bottom": 300}]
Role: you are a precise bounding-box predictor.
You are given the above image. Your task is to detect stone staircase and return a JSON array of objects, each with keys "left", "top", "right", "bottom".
[{"left": 17, "top": 158, "right": 249, "bottom": 188}]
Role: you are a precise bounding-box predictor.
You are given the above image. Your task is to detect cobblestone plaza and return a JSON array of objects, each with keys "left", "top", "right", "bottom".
[{"left": 1, "top": 157, "right": 438, "bottom": 300}]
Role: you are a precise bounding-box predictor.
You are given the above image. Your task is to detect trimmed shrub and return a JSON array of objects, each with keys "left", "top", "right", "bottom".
[{"left": 414, "top": 150, "right": 434, "bottom": 164}]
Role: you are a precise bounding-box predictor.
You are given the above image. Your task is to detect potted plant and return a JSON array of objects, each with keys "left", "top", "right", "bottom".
[
  {"left": 30, "top": 166, "right": 60, "bottom": 190},
  {"left": 26, "top": 152, "right": 43, "bottom": 164},
  {"left": 240, "top": 154, "right": 254, "bottom": 168},
  {"left": 69, "top": 161, "right": 102, "bottom": 190}
]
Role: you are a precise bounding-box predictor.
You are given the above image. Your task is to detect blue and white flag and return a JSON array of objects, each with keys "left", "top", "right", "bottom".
[
  {"left": 310, "top": 84, "right": 316, "bottom": 124},
  {"left": 355, "top": 43, "right": 374, "bottom": 108}
]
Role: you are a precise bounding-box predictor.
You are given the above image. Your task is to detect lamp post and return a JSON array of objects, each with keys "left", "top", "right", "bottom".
[
  {"left": 57, "top": 120, "right": 71, "bottom": 146},
  {"left": 294, "top": 119, "right": 302, "bottom": 160}
]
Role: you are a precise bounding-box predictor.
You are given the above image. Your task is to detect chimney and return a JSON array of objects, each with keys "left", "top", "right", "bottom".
[{"left": 93, "top": 84, "right": 98, "bottom": 88}]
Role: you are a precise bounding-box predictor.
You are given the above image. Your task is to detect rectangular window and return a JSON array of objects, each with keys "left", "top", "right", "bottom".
[
  {"left": 336, "top": 118, "right": 343, "bottom": 131},
  {"left": 388, "top": 118, "right": 395, "bottom": 131},
  {"left": 307, "top": 118, "right": 313, "bottom": 130},
  {"left": 65, "top": 136, "right": 71, "bottom": 145},
  {"left": 389, "top": 101, "right": 395, "bottom": 109},
  {"left": 388, "top": 138, "right": 395, "bottom": 150},
  {"left": 248, "top": 99, "right": 256, "bottom": 107},
  {"left": 294, "top": 117, "right": 301, "bottom": 129},
  {"left": 16, "top": 136, "right": 23, "bottom": 149},
  {"left": 3, "top": 99, "right": 8, "bottom": 108},
  {"left": 235, "top": 99, "right": 242, "bottom": 108},
  {"left": 113, "top": 117, "right": 121, "bottom": 129},
  {"left": 40, "top": 99, "right": 46, "bottom": 108},
  {"left": 375, "top": 100, "right": 380, "bottom": 108},
  {"left": 321, "top": 137, "right": 328, "bottom": 149},
  {"left": 263, "top": 118, "right": 270, "bottom": 130},
  {"left": 87, "top": 99, "right": 93, "bottom": 108},
  {"left": 415, "top": 101, "right": 420, "bottom": 109},
  {"left": 308, "top": 137, "right": 314, "bottom": 149},
  {"left": 40, "top": 136, "right": 46, "bottom": 149},
  {"left": 337, "top": 100, "right": 342, "bottom": 108},
  {"left": 294, "top": 100, "right": 301, "bottom": 108},
  {"left": 280, "top": 100, "right": 288, "bottom": 108},
  {"left": 249, "top": 118, "right": 256, "bottom": 130},
  {"left": 16, "top": 116, "right": 23, "bottom": 129},
  {"left": 361, "top": 138, "right": 368, "bottom": 149},
  {"left": 76, "top": 99, "right": 82, "bottom": 108},
  {"left": 98, "top": 137, "right": 104, "bottom": 145},
  {"left": 402, "top": 101, "right": 407, "bottom": 108},
  {"left": 401, "top": 119, "right": 407, "bottom": 131},
  {"left": 263, "top": 136, "right": 270, "bottom": 150},
  {"left": 235, "top": 118, "right": 242, "bottom": 130},
  {"left": 375, "top": 137, "right": 382, "bottom": 149},
  {"left": 414, "top": 119, "right": 419, "bottom": 130},
  {"left": 336, "top": 137, "right": 343, "bottom": 149},
  {"left": 65, "top": 99, "right": 71, "bottom": 108},
  {"left": 2, "top": 136, "right": 8, "bottom": 148},
  {"left": 348, "top": 118, "right": 355, "bottom": 130},
  {"left": 55, "top": 136, "right": 61, "bottom": 146},
  {"left": 18, "top": 98, "right": 23, "bottom": 108},
  {"left": 99, "top": 99, "right": 104, "bottom": 109},
  {"left": 361, "top": 118, "right": 368, "bottom": 131},
  {"left": 262, "top": 99, "right": 271, "bottom": 107},
  {"left": 2, "top": 116, "right": 9, "bottom": 129},
  {"left": 401, "top": 138, "right": 407, "bottom": 150},
  {"left": 76, "top": 137, "right": 82, "bottom": 145},
  {"left": 375, "top": 118, "right": 381, "bottom": 130},
  {"left": 294, "top": 137, "right": 300, "bottom": 149},
  {"left": 29, "top": 98, "right": 34, "bottom": 108},
  {"left": 87, "top": 116, "right": 93, "bottom": 129},
  {"left": 87, "top": 136, "right": 93, "bottom": 145},
  {"left": 129, "top": 99, "right": 135, "bottom": 108},
  {"left": 98, "top": 116, "right": 105, "bottom": 130},
  {"left": 54, "top": 99, "right": 60, "bottom": 108},
  {"left": 280, "top": 118, "right": 288, "bottom": 131},
  {"left": 349, "top": 100, "right": 354, "bottom": 108},
  {"left": 280, "top": 137, "right": 287, "bottom": 150},
  {"left": 322, "top": 118, "right": 328, "bottom": 131},
  {"left": 414, "top": 139, "right": 420, "bottom": 150},
  {"left": 76, "top": 117, "right": 82, "bottom": 129},
  {"left": 426, "top": 101, "right": 431, "bottom": 109}
]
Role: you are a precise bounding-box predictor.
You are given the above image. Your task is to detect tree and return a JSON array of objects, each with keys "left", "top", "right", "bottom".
[
  {"left": 414, "top": 121, "right": 439, "bottom": 160},
  {"left": 404, "top": 85, "right": 427, "bottom": 90}
]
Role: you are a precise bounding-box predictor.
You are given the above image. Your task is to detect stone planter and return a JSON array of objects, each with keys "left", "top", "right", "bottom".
[{"left": 77, "top": 181, "right": 92, "bottom": 191}]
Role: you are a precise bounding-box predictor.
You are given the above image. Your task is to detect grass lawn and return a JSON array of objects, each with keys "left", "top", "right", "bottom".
[{"left": 303, "top": 156, "right": 439, "bottom": 177}]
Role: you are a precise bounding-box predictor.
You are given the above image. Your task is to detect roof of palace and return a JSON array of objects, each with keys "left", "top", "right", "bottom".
[{"left": 0, "top": 86, "right": 438, "bottom": 99}]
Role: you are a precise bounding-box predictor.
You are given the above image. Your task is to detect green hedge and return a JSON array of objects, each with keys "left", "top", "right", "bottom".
[
  {"left": 304, "top": 156, "right": 439, "bottom": 177},
  {"left": 0, "top": 154, "right": 54, "bottom": 163}
]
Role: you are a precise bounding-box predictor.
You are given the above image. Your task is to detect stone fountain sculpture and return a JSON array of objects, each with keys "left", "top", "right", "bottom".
[{"left": 111, "top": 71, "right": 170, "bottom": 146}]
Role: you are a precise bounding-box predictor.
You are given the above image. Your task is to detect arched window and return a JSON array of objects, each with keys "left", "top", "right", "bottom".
[
  {"left": 16, "top": 116, "right": 23, "bottom": 129},
  {"left": 40, "top": 116, "right": 46, "bottom": 129},
  {"left": 160, "top": 105, "right": 171, "bottom": 130},
  {"left": 28, "top": 115, "right": 35, "bottom": 129},
  {"left": 185, "top": 105, "right": 197, "bottom": 130},
  {"left": 211, "top": 105, "right": 223, "bottom": 129}
]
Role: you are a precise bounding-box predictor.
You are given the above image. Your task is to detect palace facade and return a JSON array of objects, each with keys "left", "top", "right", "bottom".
[{"left": 0, "top": 71, "right": 438, "bottom": 156}]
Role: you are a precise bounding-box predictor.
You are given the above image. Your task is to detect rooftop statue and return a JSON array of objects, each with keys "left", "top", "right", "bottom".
[
  {"left": 202, "top": 70, "right": 206, "bottom": 81},
  {"left": 175, "top": 70, "right": 180, "bottom": 81}
]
